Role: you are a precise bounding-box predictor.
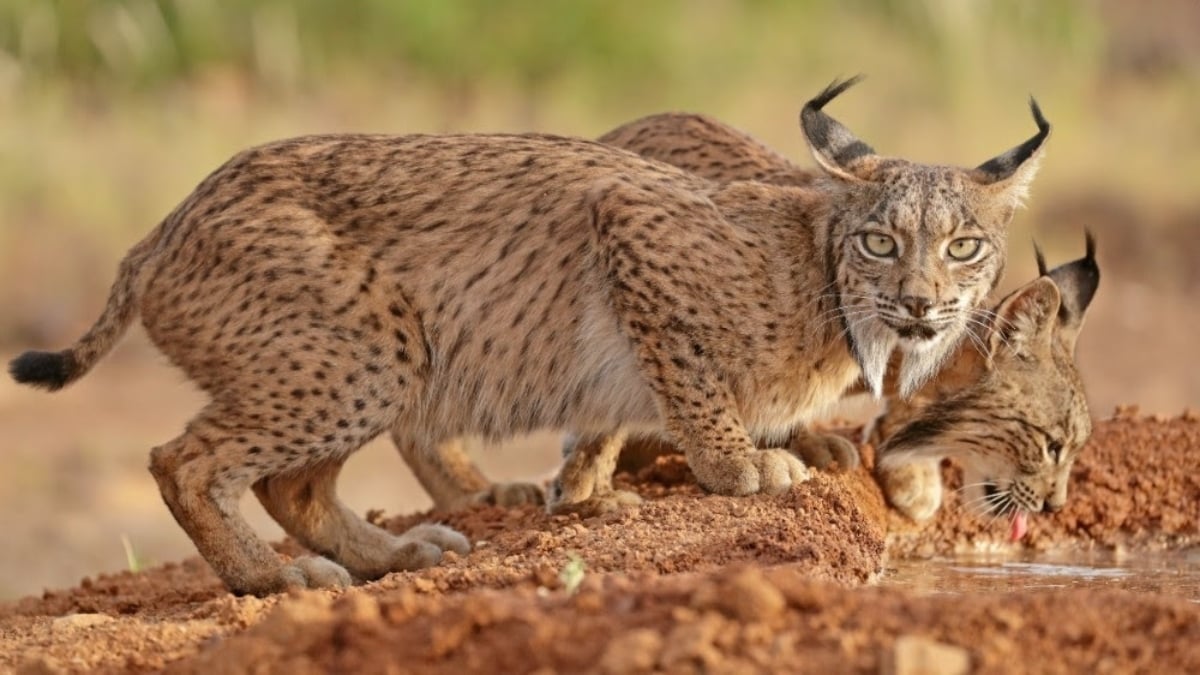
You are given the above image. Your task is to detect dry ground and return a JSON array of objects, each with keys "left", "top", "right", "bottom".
[{"left": 1, "top": 413, "right": 1196, "bottom": 673}]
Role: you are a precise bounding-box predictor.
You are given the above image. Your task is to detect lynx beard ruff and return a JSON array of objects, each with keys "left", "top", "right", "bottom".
[{"left": 848, "top": 315, "right": 963, "bottom": 399}]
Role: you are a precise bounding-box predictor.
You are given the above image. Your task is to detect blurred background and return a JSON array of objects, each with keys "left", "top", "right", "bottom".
[{"left": 0, "top": 0, "right": 1196, "bottom": 599}]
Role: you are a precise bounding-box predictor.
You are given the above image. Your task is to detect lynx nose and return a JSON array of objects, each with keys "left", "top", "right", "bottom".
[{"left": 900, "top": 296, "right": 933, "bottom": 319}]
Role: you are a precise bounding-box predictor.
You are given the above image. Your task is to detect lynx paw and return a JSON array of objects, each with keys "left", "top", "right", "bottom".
[
  {"left": 378, "top": 524, "right": 473, "bottom": 575},
  {"left": 386, "top": 523, "right": 472, "bottom": 573},
  {"left": 548, "top": 489, "right": 643, "bottom": 517},
  {"left": 877, "top": 460, "right": 943, "bottom": 521},
  {"left": 278, "top": 556, "right": 354, "bottom": 591},
  {"left": 399, "top": 523, "right": 471, "bottom": 556},
  {"left": 790, "top": 430, "right": 861, "bottom": 471},
  {"left": 701, "top": 448, "right": 811, "bottom": 496},
  {"left": 348, "top": 524, "right": 470, "bottom": 581}
]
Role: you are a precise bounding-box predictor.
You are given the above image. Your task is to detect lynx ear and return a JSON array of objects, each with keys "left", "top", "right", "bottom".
[
  {"left": 989, "top": 276, "right": 1061, "bottom": 361},
  {"left": 799, "top": 76, "right": 880, "bottom": 182},
  {"left": 1040, "top": 231, "right": 1100, "bottom": 351},
  {"left": 970, "top": 98, "right": 1052, "bottom": 215}
]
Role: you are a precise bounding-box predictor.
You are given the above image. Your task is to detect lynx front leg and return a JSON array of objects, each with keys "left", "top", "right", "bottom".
[
  {"left": 876, "top": 457, "right": 943, "bottom": 521},
  {"left": 547, "top": 431, "right": 642, "bottom": 516},
  {"left": 590, "top": 178, "right": 808, "bottom": 497},
  {"left": 393, "top": 434, "right": 544, "bottom": 511},
  {"left": 618, "top": 319, "right": 810, "bottom": 496},
  {"left": 672, "top": 395, "right": 811, "bottom": 496}
]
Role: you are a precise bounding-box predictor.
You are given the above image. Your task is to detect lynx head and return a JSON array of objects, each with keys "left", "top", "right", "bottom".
[
  {"left": 879, "top": 235, "right": 1100, "bottom": 517},
  {"left": 802, "top": 77, "right": 1051, "bottom": 397}
]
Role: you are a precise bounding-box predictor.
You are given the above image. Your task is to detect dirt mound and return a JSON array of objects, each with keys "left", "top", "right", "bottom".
[{"left": 2, "top": 413, "right": 1197, "bottom": 673}]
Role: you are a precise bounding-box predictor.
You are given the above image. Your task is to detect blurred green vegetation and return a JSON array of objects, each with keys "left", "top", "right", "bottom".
[
  {"left": 0, "top": 0, "right": 1198, "bottom": 344},
  {"left": 0, "top": 1, "right": 1105, "bottom": 94}
]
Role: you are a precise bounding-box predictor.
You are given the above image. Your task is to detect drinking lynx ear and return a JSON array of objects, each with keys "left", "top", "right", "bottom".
[{"left": 1037, "top": 230, "right": 1099, "bottom": 348}]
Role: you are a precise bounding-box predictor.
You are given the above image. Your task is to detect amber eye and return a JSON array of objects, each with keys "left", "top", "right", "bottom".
[
  {"left": 947, "top": 237, "right": 983, "bottom": 261},
  {"left": 861, "top": 232, "right": 897, "bottom": 258}
]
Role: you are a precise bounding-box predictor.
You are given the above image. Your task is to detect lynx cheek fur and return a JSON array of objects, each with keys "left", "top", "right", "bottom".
[{"left": 10, "top": 79, "right": 1043, "bottom": 596}]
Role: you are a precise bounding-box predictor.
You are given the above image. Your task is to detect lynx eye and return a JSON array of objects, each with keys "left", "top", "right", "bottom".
[
  {"left": 1047, "top": 441, "right": 1063, "bottom": 463},
  {"left": 947, "top": 237, "right": 983, "bottom": 261},
  {"left": 860, "top": 232, "right": 897, "bottom": 258}
]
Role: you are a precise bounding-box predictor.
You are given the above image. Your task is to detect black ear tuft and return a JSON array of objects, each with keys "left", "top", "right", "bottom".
[
  {"left": 9, "top": 350, "right": 76, "bottom": 391},
  {"left": 1034, "top": 240, "right": 1048, "bottom": 277},
  {"left": 1046, "top": 230, "right": 1100, "bottom": 326},
  {"left": 800, "top": 76, "right": 877, "bottom": 179},
  {"left": 1028, "top": 96, "right": 1051, "bottom": 141},
  {"left": 990, "top": 276, "right": 1061, "bottom": 358},
  {"left": 805, "top": 75, "right": 866, "bottom": 114},
  {"left": 973, "top": 96, "right": 1052, "bottom": 184}
]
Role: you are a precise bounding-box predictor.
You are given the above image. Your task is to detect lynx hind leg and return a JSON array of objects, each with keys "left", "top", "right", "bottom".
[
  {"left": 548, "top": 431, "right": 642, "bottom": 516},
  {"left": 876, "top": 457, "right": 944, "bottom": 522},
  {"left": 788, "top": 427, "right": 861, "bottom": 471},
  {"left": 149, "top": 413, "right": 354, "bottom": 596},
  {"left": 394, "top": 435, "right": 545, "bottom": 511},
  {"left": 253, "top": 457, "right": 469, "bottom": 583}
]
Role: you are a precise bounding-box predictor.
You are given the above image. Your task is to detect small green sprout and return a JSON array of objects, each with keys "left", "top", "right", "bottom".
[
  {"left": 120, "top": 534, "right": 148, "bottom": 573},
  {"left": 559, "top": 552, "right": 586, "bottom": 595}
]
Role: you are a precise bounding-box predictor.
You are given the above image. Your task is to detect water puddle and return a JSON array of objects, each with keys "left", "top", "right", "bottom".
[{"left": 881, "top": 548, "right": 1200, "bottom": 601}]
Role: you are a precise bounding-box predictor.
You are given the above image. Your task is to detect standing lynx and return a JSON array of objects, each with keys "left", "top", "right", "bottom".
[{"left": 9, "top": 79, "right": 1046, "bottom": 596}]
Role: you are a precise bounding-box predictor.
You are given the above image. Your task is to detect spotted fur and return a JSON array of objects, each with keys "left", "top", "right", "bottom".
[{"left": 10, "top": 80, "right": 1046, "bottom": 594}]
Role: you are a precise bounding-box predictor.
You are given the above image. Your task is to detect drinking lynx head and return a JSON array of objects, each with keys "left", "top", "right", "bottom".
[
  {"left": 804, "top": 77, "right": 1051, "bottom": 397},
  {"left": 879, "top": 236, "right": 1100, "bottom": 523}
]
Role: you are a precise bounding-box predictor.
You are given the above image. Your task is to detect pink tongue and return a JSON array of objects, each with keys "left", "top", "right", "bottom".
[{"left": 1009, "top": 511, "right": 1029, "bottom": 542}]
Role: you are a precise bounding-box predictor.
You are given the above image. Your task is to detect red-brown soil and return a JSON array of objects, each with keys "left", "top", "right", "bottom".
[{"left": 2, "top": 412, "right": 1197, "bottom": 673}]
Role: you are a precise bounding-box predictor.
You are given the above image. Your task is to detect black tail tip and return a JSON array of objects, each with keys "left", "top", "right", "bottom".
[{"left": 9, "top": 350, "right": 75, "bottom": 391}]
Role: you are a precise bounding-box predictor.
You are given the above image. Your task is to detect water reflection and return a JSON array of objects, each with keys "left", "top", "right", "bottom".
[{"left": 882, "top": 549, "right": 1200, "bottom": 601}]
